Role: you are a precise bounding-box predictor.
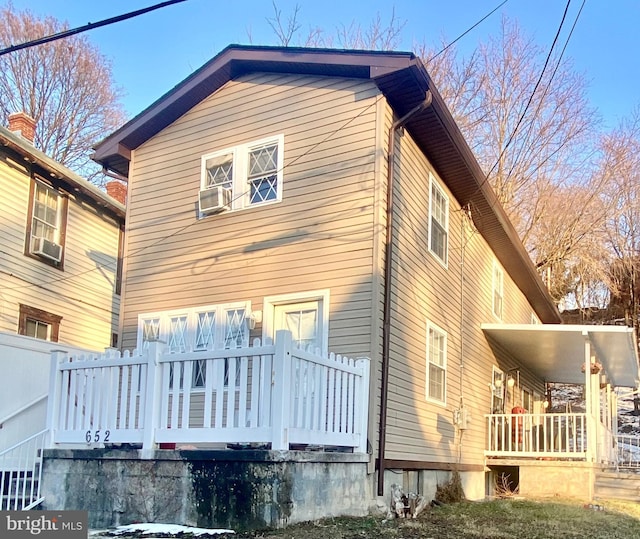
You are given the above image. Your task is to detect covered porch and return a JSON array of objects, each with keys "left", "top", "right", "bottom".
[{"left": 482, "top": 324, "right": 639, "bottom": 465}]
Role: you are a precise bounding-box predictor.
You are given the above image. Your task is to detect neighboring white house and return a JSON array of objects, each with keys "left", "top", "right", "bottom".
[{"left": 0, "top": 113, "right": 125, "bottom": 350}]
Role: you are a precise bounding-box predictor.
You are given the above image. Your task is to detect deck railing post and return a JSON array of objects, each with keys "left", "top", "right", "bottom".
[
  {"left": 354, "top": 357, "right": 371, "bottom": 454},
  {"left": 271, "top": 330, "right": 292, "bottom": 450},
  {"left": 141, "top": 342, "right": 163, "bottom": 459},
  {"left": 45, "top": 350, "right": 67, "bottom": 447}
]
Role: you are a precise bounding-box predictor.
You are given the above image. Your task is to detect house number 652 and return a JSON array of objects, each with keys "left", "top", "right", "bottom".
[{"left": 85, "top": 429, "right": 110, "bottom": 443}]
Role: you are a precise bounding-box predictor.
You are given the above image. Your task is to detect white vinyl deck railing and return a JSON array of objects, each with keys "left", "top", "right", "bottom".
[
  {"left": 47, "top": 330, "right": 370, "bottom": 456},
  {"left": 485, "top": 412, "right": 589, "bottom": 459}
]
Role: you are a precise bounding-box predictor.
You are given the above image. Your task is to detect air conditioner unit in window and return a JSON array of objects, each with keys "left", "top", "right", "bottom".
[
  {"left": 32, "top": 236, "right": 62, "bottom": 262},
  {"left": 199, "top": 186, "right": 231, "bottom": 215}
]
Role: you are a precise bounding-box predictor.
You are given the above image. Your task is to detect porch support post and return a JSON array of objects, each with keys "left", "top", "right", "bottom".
[
  {"left": 141, "top": 342, "right": 163, "bottom": 459},
  {"left": 45, "top": 350, "right": 67, "bottom": 448},
  {"left": 583, "top": 332, "right": 594, "bottom": 463},
  {"left": 271, "top": 330, "right": 292, "bottom": 451}
]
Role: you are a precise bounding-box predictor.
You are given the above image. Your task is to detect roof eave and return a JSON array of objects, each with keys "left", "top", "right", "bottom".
[
  {"left": 0, "top": 127, "right": 126, "bottom": 220},
  {"left": 92, "top": 45, "right": 560, "bottom": 323},
  {"left": 93, "top": 45, "right": 418, "bottom": 177}
]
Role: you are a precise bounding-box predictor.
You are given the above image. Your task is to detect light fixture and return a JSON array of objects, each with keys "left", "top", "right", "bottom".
[
  {"left": 248, "top": 310, "right": 262, "bottom": 330},
  {"left": 507, "top": 377, "right": 516, "bottom": 388}
]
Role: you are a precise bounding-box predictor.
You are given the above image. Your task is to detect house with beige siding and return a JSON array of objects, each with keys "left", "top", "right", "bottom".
[
  {"left": 0, "top": 113, "right": 125, "bottom": 477},
  {"left": 43, "top": 45, "right": 637, "bottom": 527}
]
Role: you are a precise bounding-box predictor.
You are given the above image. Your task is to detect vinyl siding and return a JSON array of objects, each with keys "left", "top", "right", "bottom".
[
  {"left": 119, "top": 73, "right": 382, "bottom": 358},
  {"left": 383, "top": 125, "right": 546, "bottom": 464},
  {"left": 0, "top": 149, "right": 121, "bottom": 350}
]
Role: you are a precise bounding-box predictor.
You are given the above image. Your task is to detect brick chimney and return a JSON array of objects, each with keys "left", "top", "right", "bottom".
[
  {"left": 8, "top": 112, "right": 36, "bottom": 143},
  {"left": 106, "top": 180, "right": 127, "bottom": 206}
]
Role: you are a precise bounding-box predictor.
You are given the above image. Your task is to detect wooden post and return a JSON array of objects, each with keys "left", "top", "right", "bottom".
[
  {"left": 141, "top": 342, "right": 163, "bottom": 459},
  {"left": 354, "top": 357, "right": 371, "bottom": 454},
  {"left": 45, "top": 350, "right": 67, "bottom": 448},
  {"left": 271, "top": 330, "right": 292, "bottom": 450}
]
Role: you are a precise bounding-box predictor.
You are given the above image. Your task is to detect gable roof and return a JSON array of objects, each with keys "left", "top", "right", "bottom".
[
  {"left": 92, "top": 44, "right": 561, "bottom": 324},
  {"left": 0, "top": 125, "right": 125, "bottom": 220}
]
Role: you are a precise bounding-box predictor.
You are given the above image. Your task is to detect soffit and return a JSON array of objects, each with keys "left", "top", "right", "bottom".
[{"left": 482, "top": 323, "right": 640, "bottom": 387}]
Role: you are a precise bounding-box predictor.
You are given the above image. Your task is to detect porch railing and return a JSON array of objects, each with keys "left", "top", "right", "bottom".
[
  {"left": 47, "top": 330, "right": 370, "bottom": 456},
  {"left": 0, "top": 429, "right": 48, "bottom": 510},
  {"left": 485, "top": 412, "right": 588, "bottom": 459},
  {"left": 616, "top": 435, "right": 640, "bottom": 468}
]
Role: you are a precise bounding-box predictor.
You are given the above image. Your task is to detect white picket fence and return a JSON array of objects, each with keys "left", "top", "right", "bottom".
[{"left": 47, "top": 330, "right": 370, "bottom": 456}]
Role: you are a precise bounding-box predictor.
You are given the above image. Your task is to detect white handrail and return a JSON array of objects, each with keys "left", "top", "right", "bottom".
[
  {"left": 0, "top": 428, "right": 49, "bottom": 457},
  {"left": 0, "top": 428, "right": 48, "bottom": 511},
  {"left": 0, "top": 394, "right": 48, "bottom": 427}
]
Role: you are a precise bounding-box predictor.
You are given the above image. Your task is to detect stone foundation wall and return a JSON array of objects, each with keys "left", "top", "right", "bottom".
[{"left": 41, "top": 448, "right": 370, "bottom": 531}]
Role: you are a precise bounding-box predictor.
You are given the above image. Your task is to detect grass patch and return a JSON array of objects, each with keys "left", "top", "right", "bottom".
[{"left": 235, "top": 498, "right": 640, "bottom": 539}]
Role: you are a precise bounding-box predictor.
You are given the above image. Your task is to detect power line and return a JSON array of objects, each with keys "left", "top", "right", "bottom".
[
  {"left": 468, "top": 0, "right": 575, "bottom": 203},
  {"left": 427, "top": 0, "right": 509, "bottom": 64},
  {"left": 0, "top": 0, "right": 187, "bottom": 57},
  {"left": 505, "top": 0, "right": 586, "bottom": 183}
]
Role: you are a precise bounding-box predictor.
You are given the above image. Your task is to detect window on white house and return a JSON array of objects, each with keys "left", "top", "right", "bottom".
[
  {"left": 200, "top": 135, "right": 284, "bottom": 214},
  {"left": 522, "top": 388, "right": 533, "bottom": 413},
  {"left": 426, "top": 321, "right": 447, "bottom": 404},
  {"left": 18, "top": 304, "right": 62, "bottom": 342},
  {"left": 493, "top": 261, "right": 504, "bottom": 320},
  {"left": 138, "top": 302, "right": 250, "bottom": 388},
  {"left": 27, "top": 179, "right": 66, "bottom": 266},
  {"left": 429, "top": 174, "right": 449, "bottom": 265},
  {"left": 491, "top": 366, "right": 505, "bottom": 413}
]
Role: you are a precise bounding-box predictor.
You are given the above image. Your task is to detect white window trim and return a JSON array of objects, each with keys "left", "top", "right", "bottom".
[
  {"left": 428, "top": 173, "right": 449, "bottom": 268},
  {"left": 492, "top": 260, "right": 504, "bottom": 321},
  {"left": 262, "top": 289, "right": 330, "bottom": 357},
  {"left": 200, "top": 134, "right": 284, "bottom": 215},
  {"left": 425, "top": 319, "right": 447, "bottom": 406},
  {"left": 137, "top": 302, "right": 251, "bottom": 391},
  {"left": 137, "top": 301, "right": 251, "bottom": 351}
]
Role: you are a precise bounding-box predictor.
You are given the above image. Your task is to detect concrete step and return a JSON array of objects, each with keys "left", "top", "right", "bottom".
[{"left": 595, "top": 471, "right": 640, "bottom": 502}]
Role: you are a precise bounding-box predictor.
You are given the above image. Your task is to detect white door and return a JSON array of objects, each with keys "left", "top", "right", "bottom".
[{"left": 273, "top": 301, "right": 322, "bottom": 352}]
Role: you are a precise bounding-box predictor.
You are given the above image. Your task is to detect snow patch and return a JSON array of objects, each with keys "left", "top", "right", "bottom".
[{"left": 91, "top": 523, "right": 234, "bottom": 537}]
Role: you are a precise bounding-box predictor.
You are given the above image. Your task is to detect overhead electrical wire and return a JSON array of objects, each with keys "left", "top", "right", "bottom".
[
  {"left": 504, "top": 0, "right": 586, "bottom": 185},
  {"left": 469, "top": 0, "right": 576, "bottom": 201},
  {"left": 0, "top": 0, "right": 188, "bottom": 57},
  {"left": 427, "top": 0, "right": 509, "bottom": 64}
]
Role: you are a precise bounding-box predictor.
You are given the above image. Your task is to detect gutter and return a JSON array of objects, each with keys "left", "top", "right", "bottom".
[{"left": 377, "top": 90, "right": 432, "bottom": 496}]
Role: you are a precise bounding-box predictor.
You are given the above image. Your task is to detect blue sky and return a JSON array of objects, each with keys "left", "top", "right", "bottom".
[{"left": 5, "top": 0, "right": 638, "bottom": 128}]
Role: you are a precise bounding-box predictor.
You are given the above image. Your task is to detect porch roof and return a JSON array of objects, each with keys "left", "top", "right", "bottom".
[{"left": 482, "top": 323, "right": 640, "bottom": 388}]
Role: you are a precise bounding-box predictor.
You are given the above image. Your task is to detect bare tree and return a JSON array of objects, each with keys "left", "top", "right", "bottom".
[
  {"left": 420, "top": 18, "right": 602, "bottom": 302},
  {"left": 336, "top": 8, "right": 406, "bottom": 51},
  {"left": 599, "top": 108, "right": 640, "bottom": 329},
  {"left": 265, "top": 1, "right": 302, "bottom": 47},
  {"left": 265, "top": 3, "right": 405, "bottom": 50},
  {"left": 0, "top": 4, "right": 126, "bottom": 183},
  {"left": 263, "top": 10, "right": 612, "bottom": 305}
]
